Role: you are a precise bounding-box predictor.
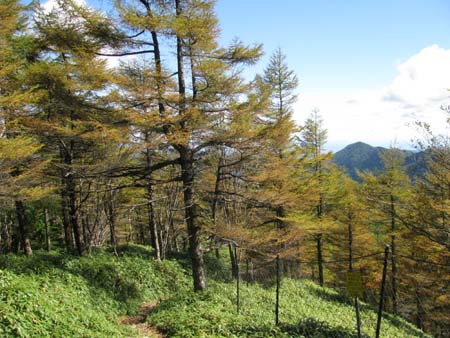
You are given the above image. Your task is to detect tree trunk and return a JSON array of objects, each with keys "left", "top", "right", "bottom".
[
  {"left": 211, "top": 152, "right": 224, "bottom": 258},
  {"left": 68, "top": 176, "right": 83, "bottom": 256},
  {"left": 44, "top": 208, "right": 51, "bottom": 252},
  {"left": 390, "top": 194, "right": 398, "bottom": 314},
  {"left": 60, "top": 185, "right": 73, "bottom": 251},
  {"left": 316, "top": 234, "right": 324, "bottom": 286},
  {"left": 1, "top": 215, "right": 13, "bottom": 254},
  {"left": 348, "top": 221, "right": 353, "bottom": 271},
  {"left": 415, "top": 289, "right": 424, "bottom": 330},
  {"left": 276, "top": 206, "right": 286, "bottom": 229},
  {"left": 180, "top": 148, "right": 206, "bottom": 291},
  {"left": 81, "top": 212, "right": 90, "bottom": 253},
  {"left": 60, "top": 143, "right": 83, "bottom": 256},
  {"left": 15, "top": 200, "right": 32, "bottom": 256},
  {"left": 107, "top": 182, "right": 118, "bottom": 257},
  {"left": 229, "top": 242, "right": 238, "bottom": 279},
  {"left": 146, "top": 147, "right": 161, "bottom": 260},
  {"left": 174, "top": 0, "right": 205, "bottom": 291}
]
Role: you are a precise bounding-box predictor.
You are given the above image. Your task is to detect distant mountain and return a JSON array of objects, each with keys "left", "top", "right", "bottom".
[{"left": 332, "top": 142, "right": 427, "bottom": 180}]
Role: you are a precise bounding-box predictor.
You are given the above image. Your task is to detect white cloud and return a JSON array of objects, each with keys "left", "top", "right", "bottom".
[
  {"left": 41, "top": 0, "right": 86, "bottom": 14},
  {"left": 294, "top": 45, "right": 450, "bottom": 152},
  {"left": 382, "top": 45, "right": 450, "bottom": 106}
]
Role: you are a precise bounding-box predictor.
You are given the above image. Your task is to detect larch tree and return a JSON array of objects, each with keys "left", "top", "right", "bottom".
[
  {"left": 298, "top": 109, "right": 334, "bottom": 286},
  {"left": 399, "top": 122, "right": 450, "bottom": 333},
  {"left": 407, "top": 125, "right": 450, "bottom": 251},
  {"left": 0, "top": 0, "right": 53, "bottom": 256},
  {"left": 115, "top": 57, "right": 178, "bottom": 260},
  {"left": 18, "top": 0, "right": 124, "bottom": 255},
  {"left": 261, "top": 47, "right": 299, "bottom": 230},
  {"left": 110, "top": 0, "right": 265, "bottom": 291},
  {"left": 235, "top": 48, "right": 303, "bottom": 276},
  {"left": 360, "top": 148, "right": 411, "bottom": 314},
  {"left": 327, "top": 172, "right": 377, "bottom": 290}
]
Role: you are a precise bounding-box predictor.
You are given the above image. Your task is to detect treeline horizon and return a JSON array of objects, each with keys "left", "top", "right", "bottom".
[{"left": 0, "top": 0, "right": 449, "bottom": 337}]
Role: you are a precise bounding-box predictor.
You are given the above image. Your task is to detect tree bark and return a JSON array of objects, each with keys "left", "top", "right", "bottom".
[
  {"left": 179, "top": 148, "right": 206, "bottom": 291},
  {"left": 146, "top": 145, "right": 161, "bottom": 260},
  {"left": 276, "top": 206, "right": 286, "bottom": 229},
  {"left": 175, "top": 0, "right": 206, "bottom": 292},
  {"left": 106, "top": 181, "right": 118, "bottom": 257},
  {"left": 229, "top": 242, "right": 238, "bottom": 279},
  {"left": 390, "top": 194, "right": 398, "bottom": 314},
  {"left": 60, "top": 143, "right": 83, "bottom": 256},
  {"left": 348, "top": 220, "right": 353, "bottom": 271},
  {"left": 68, "top": 175, "right": 83, "bottom": 256},
  {"left": 15, "top": 200, "right": 32, "bottom": 256},
  {"left": 60, "top": 183, "right": 73, "bottom": 251},
  {"left": 1, "top": 215, "right": 13, "bottom": 254},
  {"left": 44, "top": 208, "right": 51, "bottom": 252},
  {"left": 211, "top": 152, "right": 223, "bottom": 258},
  {"left": 316, "top": 233, "right": 324, "bottom": 286}
]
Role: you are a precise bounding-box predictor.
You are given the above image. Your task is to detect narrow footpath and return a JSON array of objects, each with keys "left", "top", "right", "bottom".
[{"left": 121, "top": 301, "right": 165, "bottom": 338}]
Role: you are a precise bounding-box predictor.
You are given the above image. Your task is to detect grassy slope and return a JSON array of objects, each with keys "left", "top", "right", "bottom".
[
  {"left": 149, "top": 279, "right": 429, "bottom": 338},
  {"left": 0, "top": 247, "right": 430, "bottom": 338},
  {"left": 0, "top": 246, "right": 189, "bottom": 337}
]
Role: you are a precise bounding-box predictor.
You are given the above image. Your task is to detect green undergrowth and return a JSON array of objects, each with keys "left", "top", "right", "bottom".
[
  {"left": 0, "top": 246, "right": 430, "bottom": 338},
  {"left": 0, "top": 245, "right": 189, "bottom": 337},
  {"left": 148, "top": 277, "right": 430, "bottom": 338},
  {"left": 148, "top": 252, "right": 429, "bottom": 338}
]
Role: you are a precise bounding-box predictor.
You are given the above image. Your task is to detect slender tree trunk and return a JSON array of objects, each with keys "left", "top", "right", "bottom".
[
  {"left": 316, "top": 171, "right": 324, "bottom": 286},
  {"left": 81, "top": 212, "right": 90, "bottom": 253},
  {"left": 60, "top": 143, "right": 83, "bottom": 256},
  {"left": 1, "top": 215, "right": 12, "bottom": 254},
  {"left": 146, "top": 145, "right": 161, "bottom": 260},
  {"left": 106, "top": 182, "right": 118, "bottom": 257},
  {"left": 150, "top": 29, "right": 166, "bottom": 122},
  {"left": 147, "top": 182, "right": 160, "bottom": 259},
  {"left": 348, "top": 221, "right": 353, "bottom": 271},
  {"left": 157, "top": 214, "right": 166, "bottom": 259},
  {"left": 126, "top": 211, "right": 133, "bottom": 243},
  {"left": 229, "top": 242, "right": 238, "bottom": 279},
  {"left": 68, "top": 177, "right": 83, "bottom": 256},
  {"left": 415, "top": 289, "right": 424, "bottom": 330},
  {"left": 15, "top": 200, "right": 32, "bottom": 256},
  {"left": 211, "top": 152, "right": 223, "bottom": 258},
  {"left": 276, "top": 206, "right": 286, "bottom": 229},
  {"left": 60, "top": 185, "right": 73, "bottom": 251},
  {"left": 276, "top": 206, "right": 289, "bottom": 275},
  {"left": 390, "top": 194, "right": 398, "bottom": 314},
  {"left": 316, "top": 234, "right": 324, "bottom": 286},
  {"left": 44, "top": 208, "right": 51, "bottom": 252}
]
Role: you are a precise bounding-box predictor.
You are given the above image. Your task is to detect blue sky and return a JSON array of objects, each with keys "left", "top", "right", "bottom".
[
  {"left": 216, "top": 0, "right": 450, "bottom": 88},
  {"left": 215, "top": 0, "right": 450, "bottom": 151}
]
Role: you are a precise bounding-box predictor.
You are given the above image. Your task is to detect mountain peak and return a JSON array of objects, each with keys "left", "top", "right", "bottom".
[
  {"left": 332, "top": 142, "right": 426, "bottom": 180},
  {"left": 339, "top": 142, "right": 374, "bottom": 151}
]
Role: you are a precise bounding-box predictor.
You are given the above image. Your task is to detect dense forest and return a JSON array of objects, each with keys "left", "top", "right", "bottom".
[{"left": 0, "top": 0, "right": 449, "bottom": 337}]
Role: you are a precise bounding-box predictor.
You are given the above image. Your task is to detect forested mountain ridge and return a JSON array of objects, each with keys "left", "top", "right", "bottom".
[{"left": 333, "top": 142, "right": 427, "bottom": 179}]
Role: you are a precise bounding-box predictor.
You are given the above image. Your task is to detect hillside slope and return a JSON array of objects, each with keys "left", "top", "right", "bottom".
[
  {"left": 333, "top": 142, "right": 426, "bottom": 180},
  {"left": 0, "top": 247, "right": 430, "bottom": 338}
]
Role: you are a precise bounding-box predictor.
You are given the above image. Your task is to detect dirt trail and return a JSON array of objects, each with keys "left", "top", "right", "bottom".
[{"left": 120, "top": 301, "right": 165, "bottom": 338}]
